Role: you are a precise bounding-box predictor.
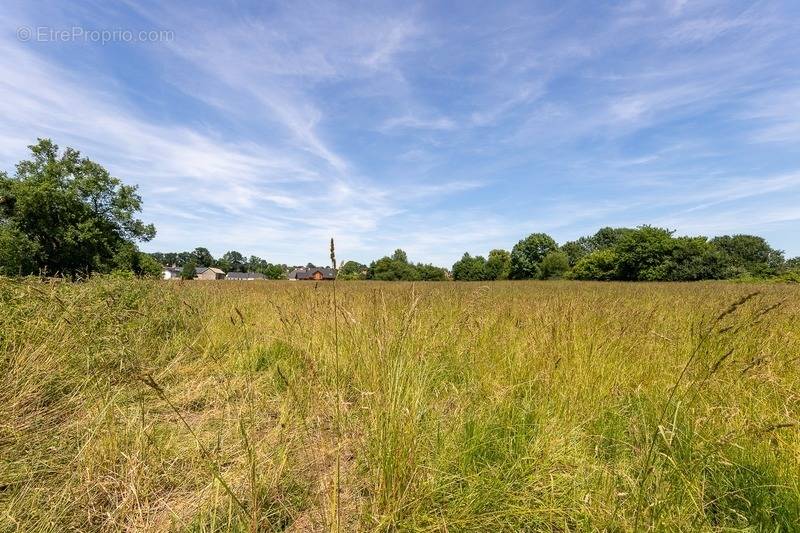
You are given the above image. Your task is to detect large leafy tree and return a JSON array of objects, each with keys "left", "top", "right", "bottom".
[
  {"left": 221, "top": 250, "right": 245, "bottom": 271},
  {"left": 562, "top": 227, "right": 634, "bottom": 265},
  {"left": 245, "top": 255, "right": 285, "bottom": 278},
  {"left": 150, "top": 251, "right": 181, "bottom": 266},
  {"left": 509, "top": 233, "right": 558, "bottom": 279},
  {"left": 588, "top": 227, "right": 634, "bottom": 251},
  {"left": 247, "top": 255, "right": 267, "bottom": 272},
  {"left": 391, "top": 249, "right": 408, "bottom": 263},
  {"left": 368, "top": 249, "right": 421, "bottom": 281},
  {"left": 416, "top": 263, "right": 447, "bottom": 281},
  {"left": 261, "top": 264, "right": 287, "bottom": 279},
  {"left": 0, "top": 226, "right": 39, "bottom": 275},
  {"left": 369, "top": 257, "right": 419, "bottom": 280},
  {"left": 540, "top": 251, "right": 570, "bottom": 279},
  {"left": 614, "top": 226, "right": 676, "bottom": 281},
  {"left": 0, "top": 139, "right": 155, "bottom": 277},
  {"left": 180, "top": 259, "right": 197, "bottom": 280},
  {"left": 569, "top": 249, "right": 619, "bottom": 280},
  {"left": 660, "top": 237, "right": 726, "bottom": 281},
  {"left": 710, "top": 235, "right": 784, "bottom": 277},
  {"left": 113, "top": 242, "right": 163, "bottom": 277},
  {"left": 338, "top": 260, "right": 368, "bottom": 280},
  {"left": 485, "top": 249, "right": 511, "bottom": 280},
  {"left": 452, "top": 253, "right": 488, "bottom": 281},
  {"left": 191, "top": 247, "right": 214, "bottom": 267},
  {"left": 611, "top": 226, "right": 725, "bottom": 281}
]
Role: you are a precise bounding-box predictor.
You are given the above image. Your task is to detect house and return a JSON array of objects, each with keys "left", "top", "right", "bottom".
[
  {"left": 226, "top": 271, "right": 266, "bottom": 281},
  {"left": 287, "top": 266, "right": 337, "bottom": 281},
  {"left": 195, "top": 267, "right": 226, "bottom": 280},
  {"left": 162, "top": 266, "right": 182, "bottom": 280}
]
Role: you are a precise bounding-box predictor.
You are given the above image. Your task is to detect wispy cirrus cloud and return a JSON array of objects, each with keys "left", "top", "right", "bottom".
[
  {"left": 381, "top": 114, "right": 457, "bottom": 131},
  {"left": 740, "top": 88, "right": 800, "bottom": 145}
]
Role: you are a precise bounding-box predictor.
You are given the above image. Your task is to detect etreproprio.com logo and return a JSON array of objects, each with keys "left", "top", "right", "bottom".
[{"left": 17, "top": 26, "right": 173, "bottom": 44}]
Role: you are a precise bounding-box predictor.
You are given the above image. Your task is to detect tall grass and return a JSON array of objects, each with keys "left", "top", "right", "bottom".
[{"left": 1, "top": 277, "right": 799, "bottom": 531}]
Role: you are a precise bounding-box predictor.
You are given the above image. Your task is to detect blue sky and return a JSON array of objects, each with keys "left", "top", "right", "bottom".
[{"left": 2, "top": 1, "right": 800, "bottom": 266}]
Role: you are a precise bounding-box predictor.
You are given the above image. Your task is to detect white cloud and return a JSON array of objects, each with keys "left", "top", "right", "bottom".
[
  {"left": 0, "top": 34, "right": 467, "bottom": 262},
  {"left": 381, "top": 114, "right": 457, "bottom": 131},
  {"left": 741, "top": 88, "right": 800, "bottom": 145}
]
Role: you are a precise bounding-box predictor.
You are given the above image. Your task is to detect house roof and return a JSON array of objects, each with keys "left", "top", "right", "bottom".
[
  {"left": 289, "top": 267, "right": 337, "bottom": 280},
  {"left": 196, "top": 267, "right": 225, "bottom": 275}
]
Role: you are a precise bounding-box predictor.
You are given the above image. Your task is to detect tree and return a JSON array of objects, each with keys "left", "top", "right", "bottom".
[
  {"left": 485, "top": 249, "right": 511, "bottom": 280},
  {"left": 369, "top": 257, "right": 420, "bottom": 280},
  {"left": 150, "top": 251, "right": 181, "bottom": 267},
  {"left": 214, "top": 258, "right": 231, "bottom": 272},
  {"left": 391, "top": 249, "right": 408, "bottom": 263},
  {"left": 509, "top": 233, "right": 558, "bottom": 279},
  {"left": 222, "top": 250, "right": 245, "bottom": 272},
  {"left": 262, "top": 263, "right": 286, "bottom": 279},
  {"left": 560, "top": 241, "right": 586, "bottom": 266},
  {"left": 614, "top": 226, "right": 676, "bottom": 281},
  {"left": 588, "top": 227, "right": 634, "bottom": 251},
  {"left": 564, "top": 229, "right": 783, "bottom": 282},
  {"left": 568, "top": 249, "right": 619, "bottom": 280},
  {"left": 779, "top": 257, "right": 800, "bottom": 282},
  {"left": 562, "top": 227, "right": 634, "bottom": 266},
  {"left": 452, "top": 253, "right": 488, "bottom": 281},
  {"left": 660, "top": 237, "right": 726, "bottom": 281},
  {"left": 366, "top": 250, "right": 445, "bottom": 281},
  {"left": 247, "top": 255, "right": 266, "bottom": 272},
  {"left": 338, "top": 260, "right": 367, "bottom": 280},
  {"left": 368, "top": 249, "right": 420, "bottom": 281},
  {"left": 0, "top": 139, "right": 155, "bottom": 277},
  {"left": 0, "top": 226, "right": 39, "bottom": 276},
  {"left": 180, "top": 260, "right": 197, "bottom": 280},
  {"left": 416, "top": 263, "right": 448, "bottom": 281},
  {"left": 136, "top": 253, "right": 164, "bottom": 278},
  {"left": 113, "top": 242, "right": 162, "bottom": 278},
  {"left": 540, "top": 251, "right": 570, "bottom": 279},
  {"left": 711, "top": 235, "right": 784, "bottom": 278},
  {"left": 192, "top": 247, "right": 214, "bottom": 267}
]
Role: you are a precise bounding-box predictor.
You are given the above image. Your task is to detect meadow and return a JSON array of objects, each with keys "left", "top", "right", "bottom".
[{"left": 1, "top": 277, "right": 798, "bottom": 531}]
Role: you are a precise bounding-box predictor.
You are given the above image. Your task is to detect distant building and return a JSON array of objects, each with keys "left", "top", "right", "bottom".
[
  {"left": 162, "top": 266, "right": 182, "bottom": 280},
  {"left": 287, "top": 266, "right": 337, "bottom": 281},
  {"left": 226, "top": 271, "right": 267, "bottom": 281},
  {"left": 195, "top": 267, "right": 226, "bottom": 280}
]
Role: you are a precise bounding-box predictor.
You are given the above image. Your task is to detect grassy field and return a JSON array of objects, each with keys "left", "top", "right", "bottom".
[{"left": 1, "top": 278, "right": 799, "bottom": 531}]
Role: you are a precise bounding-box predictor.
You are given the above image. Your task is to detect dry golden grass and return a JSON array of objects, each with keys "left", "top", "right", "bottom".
[{"left": 1, "top": 278, "right": 799, "bottom": 531}]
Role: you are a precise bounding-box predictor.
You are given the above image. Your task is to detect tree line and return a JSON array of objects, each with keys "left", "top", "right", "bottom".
[
  {"left": 337, "top": 249, "right": 448, "bottom": 281},
  {"left": 2, "top": 140, "right": 798, "bottom": 282},
  {"left": 149, "top": 249, "right": 289, "bottom": 279},
  {"left": 147, "top": 248, "right": 449, "bottom": 281},
  {"left": 451, "top": 227, "right": 800, "bottom": 282}
]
